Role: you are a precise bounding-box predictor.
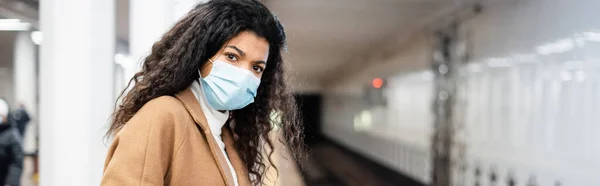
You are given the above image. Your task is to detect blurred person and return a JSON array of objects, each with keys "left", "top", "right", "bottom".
[
  {"left": 0, "top": 107, "right": 23, "bottom": 186},
  {"left": 10, "top": 104, "right": 30, "bottom": 138},
  {"left": 0, "top": 98, "right": 8, "bottom": 121},
  {"left": 101, "top": 0, "right": 305, "bottom": 186}
]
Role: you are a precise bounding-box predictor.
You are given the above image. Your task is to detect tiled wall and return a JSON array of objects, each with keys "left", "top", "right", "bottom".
[
  {"left": 323, "top": 70, "right": 435, "bottom": 184},
  {"left": 322, "top": 0, "right": 600, "bottom": 185},
  {"left": 460, "top": 0, "right": 600, "bottom": 185}
]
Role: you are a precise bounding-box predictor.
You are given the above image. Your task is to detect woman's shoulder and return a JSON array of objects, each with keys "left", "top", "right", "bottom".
[
  {"left": 136, "top": 96, "right": 187, "bottom": 116},
  {"left": 120, "top": 96, "right": 190, "bottom": 135}
]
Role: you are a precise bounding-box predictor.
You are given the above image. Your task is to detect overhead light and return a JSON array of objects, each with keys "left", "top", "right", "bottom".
[
  {"left": 31, "top": 31, "right": 42, "bottom": 45},
  {"left": 536, "top": 38, "right": 575, "bottom": 55},
  {"left": 0, "top": 19, "right": 20, "bottom": 23},
  {"left": 0, "top": 19, "right": 31, "bottom": 31},
  {"left": 583, "top": 31, "right": 600, "bottom": 42}
]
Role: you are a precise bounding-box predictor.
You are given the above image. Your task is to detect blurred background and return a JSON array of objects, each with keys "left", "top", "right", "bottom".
[{"left": 0, "top": 0, "right": 599, "bottom": 185}]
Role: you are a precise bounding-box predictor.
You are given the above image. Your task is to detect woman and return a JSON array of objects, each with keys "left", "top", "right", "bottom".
[
  {"left": 0, "top": 98, "right": 8, "bottom": 122},
  {"left": 101, "top": 1, "right": 304, "bottom": 185},
  {"left": 0, "top": 98, "right": 23, "bottom": 186}
]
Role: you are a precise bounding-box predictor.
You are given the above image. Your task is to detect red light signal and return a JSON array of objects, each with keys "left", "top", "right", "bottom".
[{"left": 372, "top": 78, "right": 383, "bottom": 89}]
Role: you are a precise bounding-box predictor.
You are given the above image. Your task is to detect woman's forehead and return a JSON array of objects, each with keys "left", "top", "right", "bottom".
[{"left": 225, "top": 31, "right": 270, "bottom": 61}]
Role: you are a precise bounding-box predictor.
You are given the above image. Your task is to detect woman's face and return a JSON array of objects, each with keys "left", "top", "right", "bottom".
[{"left": 201, "top": 31, "right": 270, "bottom": 79}]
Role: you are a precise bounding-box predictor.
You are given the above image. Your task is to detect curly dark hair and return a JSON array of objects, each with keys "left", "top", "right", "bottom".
[{"left": 106, "top": 0, "right": 305, "bottom": 184}]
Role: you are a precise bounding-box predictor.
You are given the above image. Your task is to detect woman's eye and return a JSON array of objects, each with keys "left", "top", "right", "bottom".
[
  {"left": 252, "top": 66, "right": 264, "bottom": 73},
  {"left": 226, "top": 53, "right": 237, "bottom": 61}
]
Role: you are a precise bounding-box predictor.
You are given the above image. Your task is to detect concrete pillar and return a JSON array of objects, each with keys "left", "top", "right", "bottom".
[
  {"left": 127, "top": 0, "right": 207, "bottom": 81},
  {"left": 39, "top": 0, "right": 115, "bottom": 185},
  {"left": 128, "top": 0, "right": 173, "bottom": 80},
  {"left": 0, "top": 32, "right": 16, "bottom": 110},
  {"left": 13, "top": 31, "right": 37, "bottom": 153},
  {"left": 173, "top": 0, "right": 204, "bottom": 22}
]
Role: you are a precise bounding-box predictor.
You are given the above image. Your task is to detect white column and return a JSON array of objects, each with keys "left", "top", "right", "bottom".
[
  {"left": 127, "top": 0, "right": 208, "bottom": 81},
  {"left": 39, "top": 0, "right": 115, "bottom": 185},
  {"left": 13, "top": 31, "right": 37, "bottom": 153},
  {"left": 173, "top": 0, "right": 204, "bottom": 22},
  {"left": 128, "top": 0, "right": 173, "bottom": 80},
  {"left": 13, "top": 32, "right": 36, "bottom": 112}
]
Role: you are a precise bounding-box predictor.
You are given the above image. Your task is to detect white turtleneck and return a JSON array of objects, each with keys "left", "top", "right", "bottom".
[{"left": 190, "top": 81, "right": 239, "bottom": 186}]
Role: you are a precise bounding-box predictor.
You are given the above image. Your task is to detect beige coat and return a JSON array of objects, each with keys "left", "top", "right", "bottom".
[{"left": 101, "top": 89, "right": 251, "bottom": 186}]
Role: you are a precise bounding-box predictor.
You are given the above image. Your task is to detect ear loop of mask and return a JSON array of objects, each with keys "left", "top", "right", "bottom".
[
  {"left": 200, "top": 45, "right": 227, "bottom": 78},
  {"left": 201, "top": 57, "right": 218, "bottom": 78}
]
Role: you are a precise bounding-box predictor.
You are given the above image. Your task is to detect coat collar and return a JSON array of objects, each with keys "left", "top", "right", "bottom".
[{"left": 175, "top": 88, "right": 250, "bottom": 186}]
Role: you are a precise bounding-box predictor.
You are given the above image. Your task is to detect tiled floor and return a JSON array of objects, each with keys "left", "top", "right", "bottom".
[
  {"left": 20, "top": 156, "right": 36, "bottom": 186},
  {"left": 301, "top": 140, "right": 424, "bottom": 186}
]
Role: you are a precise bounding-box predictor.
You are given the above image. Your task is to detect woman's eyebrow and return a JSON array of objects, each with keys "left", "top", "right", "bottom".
[
  {"left": 254, "top": 61, "right": 267, "bottom": 65},
  {"left": 226, "top": 45, "right": 245, "bottom": 56}
]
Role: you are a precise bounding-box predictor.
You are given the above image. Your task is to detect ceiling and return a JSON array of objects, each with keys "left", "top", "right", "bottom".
[
  {"left": 263, "top": 0, "right": 453, "bottom": 92},
  {"left": 112, "top": 0, "right": 456, "bottom": 92},
  {"left": 0, "top": 0, "right": 38, "bottom": 28},
  {"left": 0, "top": 0, "right": 465, "bottom": 94},
  {"left": 0, "top": 31, "right": 16, "bottom": 68},
  {"left": 0, "top": 0, "right": 455, "bottom": 93},
  {"left": 111, "top": 0, "right": 456, "bottom": 92}
]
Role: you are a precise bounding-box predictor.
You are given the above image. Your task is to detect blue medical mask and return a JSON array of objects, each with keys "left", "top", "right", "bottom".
[{"left": 200, "top": 59, "right": 261, "bottom": 110}]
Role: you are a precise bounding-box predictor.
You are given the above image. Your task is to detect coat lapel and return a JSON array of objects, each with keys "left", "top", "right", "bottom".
[
  {"left": 175, "top": 89, "right": 236, "bottom": 186},
  {"left": 222, "top": 127, "right": 251, "bottom": 185}
]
